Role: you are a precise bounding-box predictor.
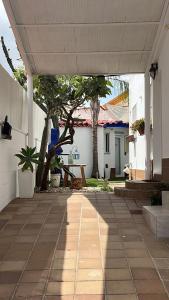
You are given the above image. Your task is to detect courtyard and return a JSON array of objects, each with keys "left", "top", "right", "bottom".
[{"left": 0, "top": 192, "right": 168, "bottom": 299}]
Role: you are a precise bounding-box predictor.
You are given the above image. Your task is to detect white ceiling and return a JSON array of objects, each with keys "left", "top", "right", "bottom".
[{"left": 2, "top": 0, "right": 167, "bottom": 75}]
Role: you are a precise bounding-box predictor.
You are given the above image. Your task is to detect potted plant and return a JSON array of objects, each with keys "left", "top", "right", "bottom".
[
  {"left": 131, "top": 118, "right": 145, "bottom": 135},
  {"left": 15, "top": 146, "right": 39, "bottom": 198},
  {"left": 50, "top": 156, "right": 63, "bottom": 187},
  {"left": 126, "top": 134, "right": 135, "bottom": 143}
]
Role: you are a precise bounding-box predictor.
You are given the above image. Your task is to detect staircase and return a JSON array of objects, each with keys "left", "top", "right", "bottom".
[{"left": 114, "top": 180, "right": 163, "bottom": 201}]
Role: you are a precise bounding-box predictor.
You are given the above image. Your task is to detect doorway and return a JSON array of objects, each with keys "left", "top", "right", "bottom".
[{"left": 115, "top": 137, "right": 121, "bottom": 175}]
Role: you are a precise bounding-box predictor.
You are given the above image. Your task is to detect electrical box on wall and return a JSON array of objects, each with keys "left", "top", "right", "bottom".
[{"left": 0, "top": 116, "right": 12, "bottom": 140}]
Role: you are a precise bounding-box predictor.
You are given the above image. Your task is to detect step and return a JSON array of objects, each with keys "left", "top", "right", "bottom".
[
  {"left": 114, "top": 187, "right": 160, "bottom": 201},
  {"left": 162, "top": 191, "right": 169, "bottom": 209},
  {"left": 143, "top": 206, "right": 169, "bottom": 238},
  {"left": 125, "top": 180, "right": 163, "bottom": 191}
]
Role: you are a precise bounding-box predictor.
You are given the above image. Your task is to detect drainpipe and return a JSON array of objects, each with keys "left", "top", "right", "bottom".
[
  {"left": 27, "top": 74, "right": 34, "bottom": 147},
  {"left": 144, "top": 71, "right": 151, "bottom": 180}
]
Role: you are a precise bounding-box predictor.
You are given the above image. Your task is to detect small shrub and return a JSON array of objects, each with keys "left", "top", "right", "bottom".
[
  {"left": 101, "top": 179, "right": 113, "bottom": 192},
  {"left": 151, "top": 193, "right": 162, "bottom": 206}
]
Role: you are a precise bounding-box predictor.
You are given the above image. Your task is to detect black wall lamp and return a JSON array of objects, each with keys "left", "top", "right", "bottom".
[{"left": 149, "top": 63, "right": 158, "bottom": 80}]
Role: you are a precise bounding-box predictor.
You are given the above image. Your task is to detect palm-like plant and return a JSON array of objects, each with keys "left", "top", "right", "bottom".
[
  {"left": 15, "top": 146, "right": 39, "bottom": 172},
  {"left": 84, "top": 76, "right": 112, "bottom": 178},
  {"left": 50, "top": 156, "right": 63, "bottom": 174}
]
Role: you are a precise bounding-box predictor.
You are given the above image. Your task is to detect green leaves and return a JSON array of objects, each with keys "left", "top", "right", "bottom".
[
  {"left": 131, "top": 118, "right": 145, "bottom": 133},
  {"left": 83, "top": 76, "right": 112, "bottom": 100},
  {"left": 15, "top": 146, "right": 40, "bottom": 173},
  {"left": 50, "top": 156, "right": 63, "bottom": 172}
]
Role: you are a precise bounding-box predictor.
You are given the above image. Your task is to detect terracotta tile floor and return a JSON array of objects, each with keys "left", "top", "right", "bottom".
[{"left": 0, "top": 192, "right": 168, "bottom": 299}]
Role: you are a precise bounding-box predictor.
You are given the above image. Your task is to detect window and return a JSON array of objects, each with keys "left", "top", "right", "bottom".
[{"left": 105, "top": 133, "right": 110, "bottom": 153}]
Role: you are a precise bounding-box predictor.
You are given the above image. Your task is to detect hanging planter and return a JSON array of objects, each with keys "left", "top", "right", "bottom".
[{"left": 131, "top": 118, "right": 145, "bottom": 136}]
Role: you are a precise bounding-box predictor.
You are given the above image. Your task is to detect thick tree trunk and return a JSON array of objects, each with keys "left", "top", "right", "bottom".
[
  {"left": 41, "top": 121, "right": 75, "bottom": 191},
  {"left": 91, "top": 97, "right": 100, "bottom": 178},
  {"left": 41, "top": 147, "right": 56, "bottom": 191},
  {"left": 36, "top": 115, "right": 50, "bottom": 189}
]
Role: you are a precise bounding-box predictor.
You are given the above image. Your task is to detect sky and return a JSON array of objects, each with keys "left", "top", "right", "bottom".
[
  {"left": 0, "top": 0, "right": 126, "bottom": 103},
  {"left": 0, "top": 0, "right": 23, "bottom": 75}
]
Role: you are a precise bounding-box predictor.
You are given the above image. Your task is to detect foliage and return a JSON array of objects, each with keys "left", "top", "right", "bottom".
[
  {"left": 151, "top": 193, "right": 162, "bottom": 206},
  {"left": 86, "top": 178, "right": 112, "bottom": 189},
  {"left": 84, "top": 76, "right": 112, "bottom": 100},
  {"left": 50, "top": 156, "right": 63, "bottom": 174},
  {"left": 160, "top": 183, "right": 169, "bottom": 191},
  {"left": 14, "top": 67, "right": 27, "bottom": 89},
  {"left": 131, "top": 118, "right": 145, "bottom": 134},
  {"left": 15, "top": 146, "right": 39, "bottom": 172},
  {"left": 101, "top": 179, "right": 113, "bottom": 192}
]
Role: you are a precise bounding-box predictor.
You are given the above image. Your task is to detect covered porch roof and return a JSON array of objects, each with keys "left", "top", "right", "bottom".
[{"left": 2, "top": 0, "right": 169, "bottom": 75}]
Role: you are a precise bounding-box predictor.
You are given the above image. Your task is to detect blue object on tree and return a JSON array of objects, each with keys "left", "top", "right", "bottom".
[{"left": 48, "top": 128, "right": 62, "bottom": 155}]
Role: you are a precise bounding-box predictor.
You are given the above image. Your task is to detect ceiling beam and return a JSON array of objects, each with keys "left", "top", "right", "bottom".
[
  {"left": 14, "top": 22, "right": 160, "bottom": 28},
  {"left": 2, "top": 0, "right": 33, "bottom": 74},
  {"left": 24, "top": 50, "right": 151, "bottom": 55}
]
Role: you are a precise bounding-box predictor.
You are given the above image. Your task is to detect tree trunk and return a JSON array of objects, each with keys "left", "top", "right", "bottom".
[
  {"left": 91, "top": 97, "right": 100, "bottom": 178},
  {"left": 40, "top": 147, "right": 56, "bottom": 191},
  {"left": 36, "top": 115, "right": 50, "bottom": 189}
]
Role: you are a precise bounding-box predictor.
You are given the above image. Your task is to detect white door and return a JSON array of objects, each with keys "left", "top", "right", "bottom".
[{"left": 115, "top": 137, "right": 121, "bottom": 175}]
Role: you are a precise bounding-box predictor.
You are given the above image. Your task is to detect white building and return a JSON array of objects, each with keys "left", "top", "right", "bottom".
[{"left": 60, "top": 103, "right": 129, "bottom": 179}]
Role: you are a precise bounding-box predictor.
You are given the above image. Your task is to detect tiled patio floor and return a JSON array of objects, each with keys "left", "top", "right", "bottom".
[{"left": 0, "top": 192, "right": 169, "bottom": 299}]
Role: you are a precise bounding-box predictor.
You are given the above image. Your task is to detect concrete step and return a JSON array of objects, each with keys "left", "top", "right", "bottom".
[
  {"left": 125, "top": 180, "right": 163, "bottom": 191},
  {"left": 114, "top": 187, "right": 160, "bottom": 201},
  {"left": 143, "top": 206, "right": 169, "bottom": 238}
]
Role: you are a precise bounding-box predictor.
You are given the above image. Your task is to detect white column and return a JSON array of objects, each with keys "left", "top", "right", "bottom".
[
  {"left": 144, "top": 72, "right": 151, "bottom": 180},
  {"left": 27, "top": 74, "right": 34, "bottom": 147},
  {"left": 152, "top": 72, "right": 162, "bottom": 176}
]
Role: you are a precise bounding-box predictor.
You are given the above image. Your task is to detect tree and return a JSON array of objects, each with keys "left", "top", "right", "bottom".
[
  {"left": 33, "top": 75, "right": 65, "bottom": 188},
  {"left": 84, "top": 76, "right": 112, "bottom": 178},
  {"left": 40, "top": 76, "right": 87, "bottom": 190}
]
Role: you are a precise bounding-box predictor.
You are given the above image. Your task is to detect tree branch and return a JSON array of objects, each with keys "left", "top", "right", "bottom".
[{"left": 1, "top": 36, "right": 27, "bottom": 87}]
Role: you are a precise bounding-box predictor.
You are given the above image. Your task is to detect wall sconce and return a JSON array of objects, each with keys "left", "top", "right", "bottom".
[
  {"left": 149, "top": 63, "right": 158, "bottom": 80},
  {"left": 1, "top": 115, "right": 12, "bottom": 140}
]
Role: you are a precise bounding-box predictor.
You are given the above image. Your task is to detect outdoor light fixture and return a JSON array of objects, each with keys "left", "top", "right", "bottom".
[{"left": 149, "top": 63, "right": 158, "bottom": 80}]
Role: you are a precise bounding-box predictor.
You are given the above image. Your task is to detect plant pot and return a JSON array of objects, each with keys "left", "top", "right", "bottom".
[
  {"left": 18, "top": 169, "right": 34, "bottom": 198},
  {"left": 51, "top": 174, "right": 61, "bottom": 187},
  {"left": 126, "top": 134, "right": 135, "bottom": 142},
  {"left": 71, "top": 178, "right": 82, "bottom": 190}
]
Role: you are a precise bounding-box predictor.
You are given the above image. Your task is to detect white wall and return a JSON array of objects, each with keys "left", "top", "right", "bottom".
[
  {"left": 0, "top": 64, "right": 45, "bottom": 211},
  {"left": 104, "top": 127, "right": 129, "bottom": 177},
  {"left": 158, "top": 31, "right": 169, "bottom": 159},
  {"left": 151, "top": 72, "right": 162, "bottom": 175},
  {"left": 60, "top": 126, "right": 105, "bottom": 178},
  {"left": 60, "top": 125, "right": 128, "bottom": 179},
  {"left": 33, "top": 102, "right": 46, "bottom": 151},
  {"left": 129, "top": 74, "right": 146, "bottom": 171}
]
